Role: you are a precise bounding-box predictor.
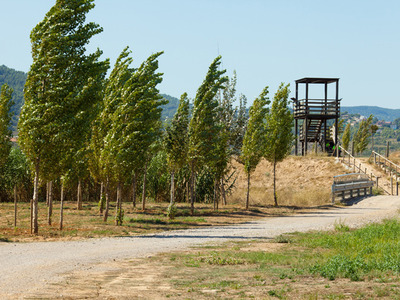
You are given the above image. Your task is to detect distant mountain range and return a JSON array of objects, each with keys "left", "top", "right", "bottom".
[
  {"left": 1, "top": 65, "right": 399, "bottom": 130},
  {"left": 342, "top": 106, "right": 400, "bottom": 122}
]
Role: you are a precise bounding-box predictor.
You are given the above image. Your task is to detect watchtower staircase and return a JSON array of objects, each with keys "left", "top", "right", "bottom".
[{"left": 292, "top": 78, "right": 341, "bottom": 155}]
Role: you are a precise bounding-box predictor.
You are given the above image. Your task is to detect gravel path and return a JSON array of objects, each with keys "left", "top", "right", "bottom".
[{"left": 1, "top": 195, "right": 400, "bottom": 298}]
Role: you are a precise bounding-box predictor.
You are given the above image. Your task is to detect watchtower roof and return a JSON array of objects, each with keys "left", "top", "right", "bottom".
[{"left": 295, "top": 77, "right": 339, "bottom": 84}]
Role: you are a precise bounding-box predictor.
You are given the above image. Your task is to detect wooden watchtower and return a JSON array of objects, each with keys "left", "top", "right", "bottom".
[{"left": 292, "top": 78, "right": 341, "bottom": 156}]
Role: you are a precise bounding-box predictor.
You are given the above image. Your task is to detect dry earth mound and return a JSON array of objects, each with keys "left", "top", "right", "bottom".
[{"left": 229, "top": 155, "right": 347, "bottom": 207}]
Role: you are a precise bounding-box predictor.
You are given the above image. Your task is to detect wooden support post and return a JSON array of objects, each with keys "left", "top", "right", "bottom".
[
  {"left": 391, "top": 177, "right": 393, "bottom": 195},
  {"left": 397, "top": 182, "right": 399, "bottom": 196},
  {"left": 386, "top": 141, "right": 390, "bottom": 158},
  {"left": 359, "top": 163, "right": 361, "bottom": 173},
  {"left": 353, "top": 158, "right": 356, "bottom": 172},
  {"left": 376, "top": 177, "right": 379, "bottom": 188},
  {"left": 365, "top": 168, "right": 367, "bottom": 175}
]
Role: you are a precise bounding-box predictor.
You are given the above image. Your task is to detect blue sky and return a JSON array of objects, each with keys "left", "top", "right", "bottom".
[{"left": 1, "top": 0, "right": 399, "bottom": 108}]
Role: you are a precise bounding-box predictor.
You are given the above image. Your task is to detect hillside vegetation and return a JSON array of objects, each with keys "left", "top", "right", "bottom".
[{"left": 0, "top": 65, "right": 26, "bottom": 133}]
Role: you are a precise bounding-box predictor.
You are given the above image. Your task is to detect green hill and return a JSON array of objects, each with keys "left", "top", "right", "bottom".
[
  {"left": 160, "top": 94, "right": 180, "bottom": 120},
  {"left": 0, "top": 65, "right": 27, "bottom": 133},
  {"left": 342, "top": 106, "right": 400, "bottom": 122}
]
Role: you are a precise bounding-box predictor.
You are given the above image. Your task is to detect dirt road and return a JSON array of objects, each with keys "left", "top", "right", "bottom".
[{"left": 1, "top": 195, "right": 399, "bottom": 298}]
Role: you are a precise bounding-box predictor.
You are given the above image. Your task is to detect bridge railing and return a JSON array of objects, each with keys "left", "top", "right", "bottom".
[
  {"left": 332, "top": 173, "right": 374, "bottom": 203},
  {"left": 340, "top": 147, "right": 392, "bottom": 195}
]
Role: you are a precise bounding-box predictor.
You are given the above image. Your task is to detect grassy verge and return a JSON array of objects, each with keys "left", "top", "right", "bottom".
[
  {"left": 155, "top": 218, "right": 400, "bottom": 299},
  {"left": 0, "top": 201, "right": 302, "bottom": 242}
]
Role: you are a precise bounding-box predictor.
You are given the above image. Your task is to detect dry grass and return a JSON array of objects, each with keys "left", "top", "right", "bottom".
[
  {"left": 389, "top": 151, "right": 400, "bottom": 165},
  {"left": 0, "top": 155, "right": 348, "bottom": 242},
  {"left": 229, "top": 155, "right": 347, "bottom": 207},
  {"left": 0, "top": 201, "right": 300, "bottom": 242}
]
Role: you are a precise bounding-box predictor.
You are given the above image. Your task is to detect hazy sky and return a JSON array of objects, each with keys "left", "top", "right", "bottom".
[{"left": 1, "top": 0, "right": 399, "bottom": 108}]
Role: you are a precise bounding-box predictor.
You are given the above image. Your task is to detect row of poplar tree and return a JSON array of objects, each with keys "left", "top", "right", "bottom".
[{"left": 0, "top": 0, "right": 293, "bottom": 234}]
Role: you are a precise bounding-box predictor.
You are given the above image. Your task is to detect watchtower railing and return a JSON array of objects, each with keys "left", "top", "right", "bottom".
[{"left": 293, "top": 99, "right": 340, "bottom": 118}]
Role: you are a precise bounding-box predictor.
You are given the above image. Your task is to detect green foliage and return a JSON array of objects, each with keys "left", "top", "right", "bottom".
[
  {"left": 19, "top": 0, "right": 109, "bottom": 180},
  {"left": 264, "top": 83, "right": 293, "bottom": 206},
  {"left": 167, "top": 202, "right": 177, "bottom": 220},
  {"left": 116, "top": 208, "right": 124, "bottom": 225},
  {"left": 264, "top": 83, "right": 293, "bottom": 164},
  {"left": 188, "top": 56, "right": 228, "bottom": 170},
  {"left": 342, "top": 123, "right": 351, "bottom": 151},
  {"left": 147, "top": 149, "right": 169, "bottom": 201},
  {"left": 98, "top": 193, "right": 106, "bottom": 211},
  {"left": 241, "top": 86, "right": 269, "bottom": 175},
  {"left": 165, "top": 93, "right": 190, "bottom": 172},
  {"left": 0, "top": 146, "right": 31, "bottom": 201},
  {"left": 0, "top": 84, "right": 14, "bottom": 167},
  {"left": 102, "top": 47, "right": 165, "bottom": 183}
]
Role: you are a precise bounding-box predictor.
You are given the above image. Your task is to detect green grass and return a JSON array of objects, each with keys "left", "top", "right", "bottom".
[
  {"left": 297, "top": 218, "right": 400, "bottom": 281},
  {"left": 170, "top": 217, "right": 400, "bottom": 298}
]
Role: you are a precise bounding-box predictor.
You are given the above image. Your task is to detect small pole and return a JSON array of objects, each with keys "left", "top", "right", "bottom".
[
  {"left": 365, "top": 168, "right": 367, "bottom": 174},
  {"left": 14, "top": 185, "right": 17, "bottom": 228},
  {"left": 359, "top": 163, "right": 361, "bottom": 173},
  {"left": 397, "top": 182, "right": 399, "bottom": 196},
  {"left": 353, "top": 158, "right": 356, "bottom": 172},
  {"left": 376, "top": 177, "right": 379, "bottom": 188}
]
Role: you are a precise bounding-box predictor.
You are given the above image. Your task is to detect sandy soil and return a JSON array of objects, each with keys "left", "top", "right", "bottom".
[{"left": 1, "top": 195, "right": 400, "bottom": 299}]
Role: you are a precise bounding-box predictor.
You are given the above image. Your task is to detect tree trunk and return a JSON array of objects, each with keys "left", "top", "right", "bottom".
[
  {"left": 115, "top": 182, "right": 122, "bottom": 226},
  {"left": 221, "top": 177, "right": 227, "bottom": 205},
  {"left": 77, "top": 180, "right": 82, "bottom": 210},
  {"left": 170, "top": 171, "right": 175, "bottom": 206},
  {"left": 99, "top": 182, "right": 104, "bottom": 215},
  {"left": 273, "top": 160, "right": 278, "bottom": 207},
  {"left": 32, "top": 162, "right": 40, "bottom": 235},
  {"left": 48, "top": 181, "right": 53, "bottom": 225},
  {"left": 246, "top": 172, "right": 250, "bottom": 210},
  {"left": 213, "top": 179, "right": 217, "bottom": 211},
  {"left": 142, "top": 162, "right": 148, "bottom": 211},
  {"left": 132, "top": 172, "right": 137, "bottom": 208},
  {"left": 14, "top": 185, "right": 17, "bottom": 227},
  {"left": 190, "top": 163, "right": 195, "bottom": 215},
  {"left": 59, "top": 183, "right": 64, "bottom": 230},
  {"left": 186, "top": 179, "right": 190, "bottom": 203},
  {"left": 103, "top": 179, "right": 110, "bottom": 222},
  {"left": 30, "top": 199, "right": 33, "bottom": 234},
  {"left": 46, "top": 182, "right": 49, "bottom": 206}
]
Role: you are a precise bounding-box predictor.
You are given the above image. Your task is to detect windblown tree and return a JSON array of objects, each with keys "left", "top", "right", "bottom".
[
  {"left": 241, "top": 86, "right": 270, "bottom": 210},
  {"left": 0, "top": 84, "right": 13, "bottom": 168},
  {"left": 102, "top": 47, "right": 165, "bottom": 224},
  {"left": 18, "top": 0, "right": 109, "bottom": 234},
  {"left": 165, "top": 93, "right": 190, "bottom": 218},
  {"left": 353, "top": 114, "right": 374, "bottom": 155},
  {"left": 264, "top": 83, "right": 293, "bottom": 207},
  {"left": 342, "top": 123, "right": 351, "bottom": 151},
  {"left": 188, "top": 56, "right": 228, "bottom": 215}
]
